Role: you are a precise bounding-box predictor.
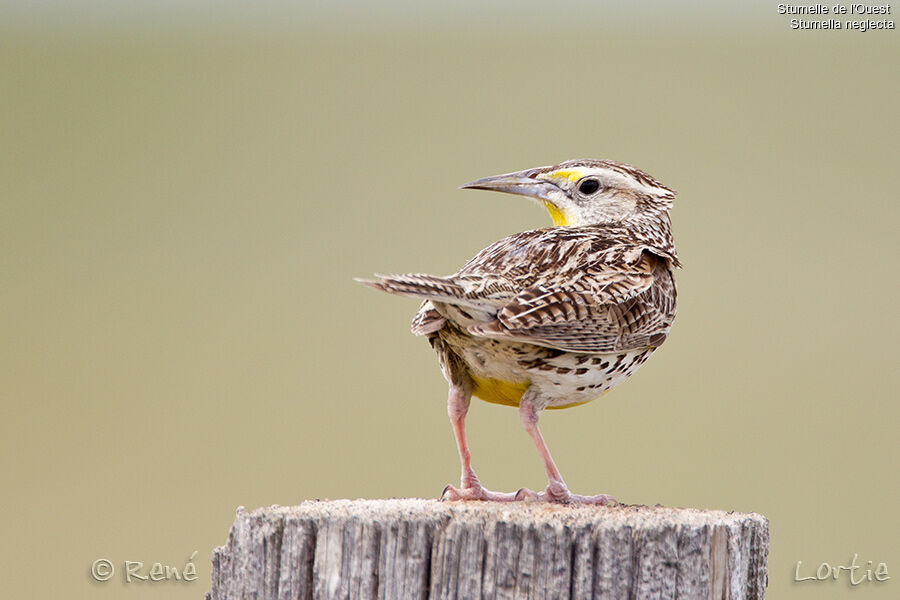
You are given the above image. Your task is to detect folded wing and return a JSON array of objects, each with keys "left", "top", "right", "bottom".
[{"left": 359, "top": 227, "right": 677, "bottom": 353}]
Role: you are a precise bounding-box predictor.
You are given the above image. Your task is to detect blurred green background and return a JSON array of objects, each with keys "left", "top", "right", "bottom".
[{"left": 2, "top": 2, "right": 897, "bottom": 599}]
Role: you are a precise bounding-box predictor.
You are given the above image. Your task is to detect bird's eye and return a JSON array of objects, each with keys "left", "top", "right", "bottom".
[{"left": 578, "top": 178, "right": 601, "bottom": 195}]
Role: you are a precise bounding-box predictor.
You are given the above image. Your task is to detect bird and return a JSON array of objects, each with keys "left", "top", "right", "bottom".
[{"left": 357, "top": 159, "right": 679, "bottom": 504}]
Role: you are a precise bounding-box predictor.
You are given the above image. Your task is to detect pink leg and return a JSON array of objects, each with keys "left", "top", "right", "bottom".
[
  {"left": 440, "top": 384, "right": 520, "bottom": 502},
  {"left": 518, "top": 393, "right": 615, "bottom": 505},
  {"left": 448, "top": 384, "right": 478, "bottom": 489}
]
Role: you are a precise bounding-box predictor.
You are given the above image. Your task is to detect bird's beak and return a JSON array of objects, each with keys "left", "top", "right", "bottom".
[{"left": 459, "top": 169, "right": 560, "bottom": 202}]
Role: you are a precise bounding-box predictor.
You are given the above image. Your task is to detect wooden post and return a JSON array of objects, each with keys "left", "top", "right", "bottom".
[{"left": 207, "top": 499, "right": 768, "bottom": 600}]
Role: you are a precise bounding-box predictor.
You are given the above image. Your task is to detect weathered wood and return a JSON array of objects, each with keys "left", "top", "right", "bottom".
[{"left": 207, "top": 499, "right": 768, "bottom": 600}]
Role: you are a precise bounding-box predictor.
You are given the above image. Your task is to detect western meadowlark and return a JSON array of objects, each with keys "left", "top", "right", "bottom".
[{"left": 358, "top": 159, "right": 679, "bottom": 504}]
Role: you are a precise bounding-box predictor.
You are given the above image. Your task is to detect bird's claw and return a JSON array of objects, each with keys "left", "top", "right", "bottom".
[
  {"left": 514, "top": 487, "right": 539, "bottom": 501},
  {"left": 440, "top": 484, "right": 521, "bottom": 502},
  {"left": 440, "top": 483, "right": 614, "bottom": 505},
  {"left": 540, "top": 485, "right": 616, "bottom": 505}
]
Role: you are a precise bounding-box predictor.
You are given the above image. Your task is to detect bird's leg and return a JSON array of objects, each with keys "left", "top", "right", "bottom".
[
  {"left": 440, "top": 384, "right": 520, "bottom": 502},
  {"left": 517, "top": 393, "right": 615, "bottom": 505},
  {"left": 448, "top": 384, "right": 479, "bottom": 489}
]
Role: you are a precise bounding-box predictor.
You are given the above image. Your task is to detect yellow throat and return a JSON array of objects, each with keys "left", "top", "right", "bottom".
[{"left": 541, "top": 200, "right": 569, "bottom": 226}]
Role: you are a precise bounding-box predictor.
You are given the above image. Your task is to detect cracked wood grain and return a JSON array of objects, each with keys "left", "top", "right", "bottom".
[{"left": 207, "top": 499, "right": 768, "bottom": 600}]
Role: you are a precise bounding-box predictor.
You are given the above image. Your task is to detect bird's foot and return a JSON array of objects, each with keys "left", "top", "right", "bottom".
[
  {"left": 440, "top": 483, "right": 524, "bottom": 502},
  {"left": 515, "top": 483, "right": 616, "bottom": 505},
  {"left": 562, "top": 492, "right": 616, "bottom": 505}
]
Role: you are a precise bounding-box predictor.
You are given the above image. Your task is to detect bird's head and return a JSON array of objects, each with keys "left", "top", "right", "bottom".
[{"left": 460, "top": 159, "right": 676, "bottom": 227}]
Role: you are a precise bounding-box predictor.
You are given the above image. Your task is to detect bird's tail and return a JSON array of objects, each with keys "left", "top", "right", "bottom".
[{"left": 355, "top": 273, "right": 466, "bottom": 304}]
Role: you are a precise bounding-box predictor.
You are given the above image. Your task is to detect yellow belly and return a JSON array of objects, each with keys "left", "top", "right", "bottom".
[{"left": 470, "top": 375, "right": 595, "bottom": 410}]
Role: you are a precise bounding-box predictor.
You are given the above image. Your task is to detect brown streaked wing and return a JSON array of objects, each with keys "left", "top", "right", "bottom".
[{"left": 467, "top": 252, "right": 676, "bottom": 353}]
